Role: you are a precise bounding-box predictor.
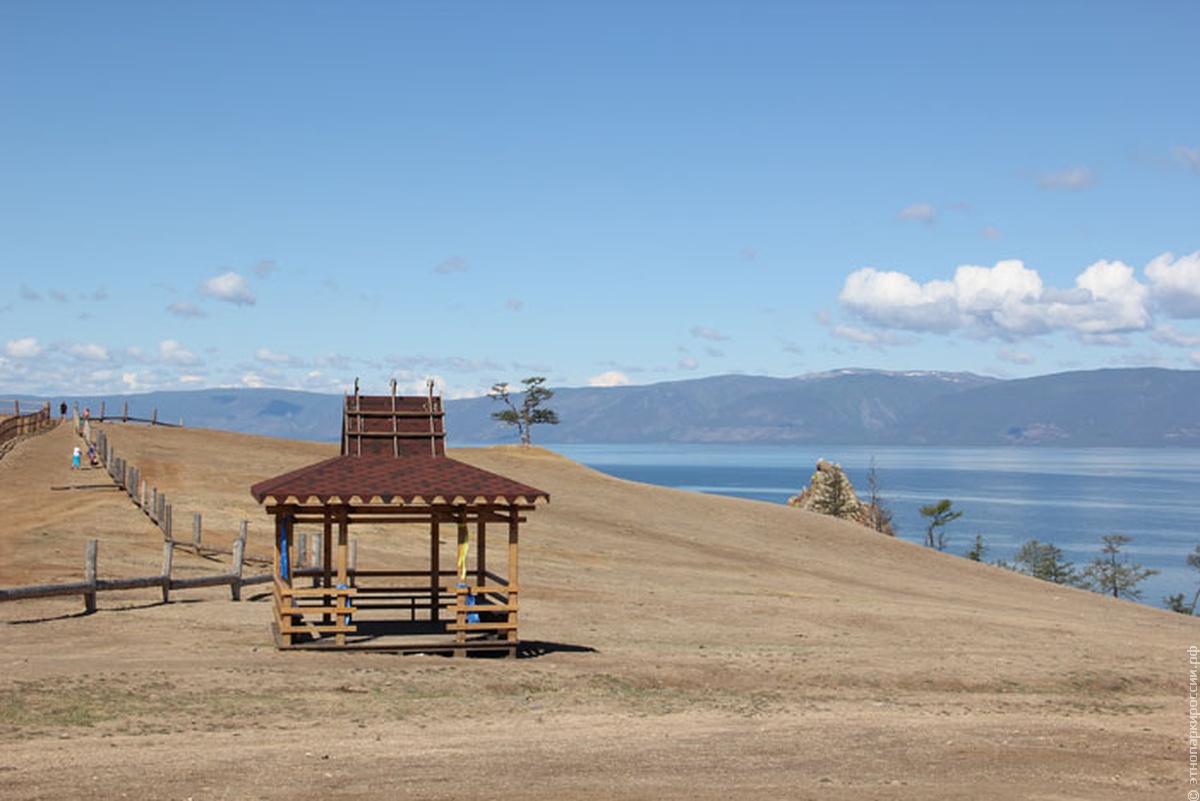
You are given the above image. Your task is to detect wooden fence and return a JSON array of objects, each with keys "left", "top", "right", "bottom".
[
  {"left": 0, "top": 400, "right": 54, "bottom": 451},
  {"left": 85, "top": 400, "right": 182, "bottom": 428},
  {"left": 0, "top": 426, "right": 262, "bottom": 611},
  {"left": 0, "top": 534, "right": 271, "bottom": 611},
  {"left": 0, "top": 530, "right": 346, "bottom": 613},
  {"left": 1, "top": 424, "right": 353, "bottom": 613}
]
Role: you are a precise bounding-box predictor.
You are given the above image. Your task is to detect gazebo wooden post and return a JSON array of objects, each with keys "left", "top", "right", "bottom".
[
  {"left": 507, "top": 512, "right": 520, "bottom": 653},
  {"left": 336, "top": 508, "right": 349, "bottom": 587},
  {"left": 476, "top": 518, "right": 487, "bottom": 586},
  {"left": 274, "top": 510, "right": 293, "bottom": 647},
  {"left": 273, "top": 514, "right": 283, "bottom": 582},
  {"left": 454, "top": 509, "right": 469, "bottom": 652},
  {"left": 321, "top": 510, "right": 334, "bottom": 624},
  {"left": 430, "top": 517, "right": 441, "bottom": 623},
  {"left": 334, "top": 506, "right": 349, "bottom": 646}
]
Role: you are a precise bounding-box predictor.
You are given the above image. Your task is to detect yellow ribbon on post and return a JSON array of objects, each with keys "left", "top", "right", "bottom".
[{"left": 456, "top": 519, "right": 469, "bottom": 582}]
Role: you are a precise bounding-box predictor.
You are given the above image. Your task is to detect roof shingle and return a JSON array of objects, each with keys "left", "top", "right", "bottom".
[{"left": 250, "top": 454, "right": 549, "bottom": 507}]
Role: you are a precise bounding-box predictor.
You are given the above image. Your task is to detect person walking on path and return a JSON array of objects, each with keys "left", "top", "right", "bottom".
[{"left": 71, "top": 445, "right": 81, "bottom": 469}]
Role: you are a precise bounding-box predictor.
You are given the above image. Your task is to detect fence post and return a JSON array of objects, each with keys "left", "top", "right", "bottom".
[
  {"left": 230, "top": 536, "right": 246, "bottom": 601},
  {"left": 165, "top": 502, "right": 172, "bottom": 539},
  {"left": 192, "top": 513, "right": 202, "bottom": 550},
  {"left": 84, "top": 540, "right": 98, "bottom": 613},
  {"left": 161, "top": 541, "right": 174, "bottom": 603}
]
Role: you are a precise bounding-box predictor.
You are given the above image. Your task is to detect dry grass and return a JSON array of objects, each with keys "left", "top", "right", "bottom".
[{"left": 0, "top": 421, "right": 1194, "bottom": 800}]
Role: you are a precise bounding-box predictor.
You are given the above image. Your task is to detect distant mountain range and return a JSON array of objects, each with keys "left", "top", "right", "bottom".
[{"left": 8, "top": 367, "right": 1200, "bottom": 447}]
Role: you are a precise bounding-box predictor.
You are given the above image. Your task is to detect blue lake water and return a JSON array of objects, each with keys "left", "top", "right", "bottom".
[{"left": 548, "top": 443, "right": 1200, "bottom": 611}]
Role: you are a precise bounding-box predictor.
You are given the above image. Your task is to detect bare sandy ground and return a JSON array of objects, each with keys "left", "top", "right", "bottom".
[{"left": 1, "top": 421, "right": 1195, "bottom": 800}]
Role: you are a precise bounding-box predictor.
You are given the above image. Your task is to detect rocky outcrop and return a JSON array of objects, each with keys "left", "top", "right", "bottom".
[{"left": 787, "top": 458, "right": 894, "bottom": 535}]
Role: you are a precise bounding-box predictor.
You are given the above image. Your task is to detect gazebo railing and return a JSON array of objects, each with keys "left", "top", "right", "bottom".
[
  {"left": 273, "top": 577, "right": 357, "bottom": 645},
  {"left": 448, "top": 581, "right": 519, "bottom": 645},
  {"left": 273, "top": 568, "right": 516, "bottom": 648}
]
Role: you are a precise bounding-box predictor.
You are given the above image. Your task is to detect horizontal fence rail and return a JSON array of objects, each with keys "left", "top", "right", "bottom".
[
  {"left": 83, "top": 400, "right": 182, "bottom": 428},
  {"left": 0, "top": 538, "right": 274, "bottom": 611},
  {"left": 1, "top": 423, "right": 270, "bottom": 612},
  {"left": 0, "top": 401, "right": 54, "bottom": 453}
]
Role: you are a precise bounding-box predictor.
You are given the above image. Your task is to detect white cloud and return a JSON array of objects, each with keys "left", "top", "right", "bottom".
[
  {"left": 838, "top": 268, "right": 959, "bottom": 332},
  {"left": 1037, "top": 166, "right": 1095, "bottom": 190},
  {"left": 168, "top": 301, "right": 206, "bottom": 318},
  {"left": 833, "top": 325, "right": 884, "bottom": 344},
  {"left": 1067, "top": 260, "right": 1149, "bottom": 333},
  {"left": 996, "top": 348, "right": 1034, "bottom": 364},
  {"left": 68, "top": 342, "right": 110, "bottom": 361},
  {"left": 690, "top": 326, "right": 729, "bottom": 341},
  {"left": 897, "top": 202, "right": 937, "bottom": 225},
  {"left": 435, "top": 257, "right": 468, "bottom": 274},
  {"left": 4, "top": 337, "right": 41, "bottom": 358},
  {"left": 240, "top": 372, "right": 266, "bottom": 388},
  {"left": 678, "top": 356, "right": 699, "bottom": 371},
  {"left": 839, "top": 256, "right": 1159, "bottom": 342},
  {"left": 315, "top": 352, "right": 352, "bottom": 370},
  {"left": 1145, "top": 251, "right": 1200, "bottom": 318},
  {"left": 831, "top": 325, "right": 916, "bottom": 346},
  {"left": 199, "top": 271, "right": 255, "bottom": 305},
  {"left": 255, "top": 347, "right": 293, "bottom": 364},
  {"left": 1151, "top": 324, "right": 1200, "bottom": 347},
  {"left": 954, "top": 259, "right": 1048, "bottom": 335},
  {"left": 88, "top": 369, "right": 119, "bottom": 385},
  {"left": 589, "top": 370, "right": 631, "bottom": 387},
  {"left": 160, "top": 340, "right": 200, "bottom": 365},
  {"left": 1172, "top": 146, "right": 1199, "bottom": 173},
  {"left": 124, "top": 345, "right": 149, "bottom": 362}
]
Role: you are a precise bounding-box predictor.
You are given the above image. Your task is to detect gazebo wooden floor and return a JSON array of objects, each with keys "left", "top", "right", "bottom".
[{"left": 270, "top": 619, "right": 518, "bottom": 656}]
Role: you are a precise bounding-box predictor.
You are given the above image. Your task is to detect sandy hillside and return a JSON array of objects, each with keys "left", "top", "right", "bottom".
[{"left": 0, "top": 420, "right": 1195, "bottom": 800}]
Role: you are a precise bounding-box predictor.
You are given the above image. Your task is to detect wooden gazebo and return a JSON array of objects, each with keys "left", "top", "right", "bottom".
[{"left": 250, "top": 382, "right": 548, "bottom": 656}]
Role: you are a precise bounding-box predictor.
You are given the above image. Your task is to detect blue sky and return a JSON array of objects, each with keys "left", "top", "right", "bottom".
[{"left": 2, "top": 1, "right": 1198, "bottom": 399}]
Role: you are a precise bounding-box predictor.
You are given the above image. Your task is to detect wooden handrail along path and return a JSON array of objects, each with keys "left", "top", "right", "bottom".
[
  {"left": 0, "top": 422, "right": 274, "bottom": 612},
  {"left": 0, "top": 400, "right": 55, "bottom": 456}
]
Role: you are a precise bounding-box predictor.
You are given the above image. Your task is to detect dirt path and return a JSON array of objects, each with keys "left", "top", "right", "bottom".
[{"left": 0, "top": 423, "right": 1195, "bottom": 799}]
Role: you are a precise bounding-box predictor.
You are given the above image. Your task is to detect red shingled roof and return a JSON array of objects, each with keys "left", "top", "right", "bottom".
[{"left": 250, "top": 454, "right": 549, "bottom": 507}]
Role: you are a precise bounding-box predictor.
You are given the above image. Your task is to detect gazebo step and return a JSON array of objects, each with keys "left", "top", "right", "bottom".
[{"left": 446, "top": 621, "right": 519, "bottom": 632}]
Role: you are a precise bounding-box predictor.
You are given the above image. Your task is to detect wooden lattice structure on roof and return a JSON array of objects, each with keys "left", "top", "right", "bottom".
[{"left": 250, "top": 381, "right": 548, "bottom": 656}]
